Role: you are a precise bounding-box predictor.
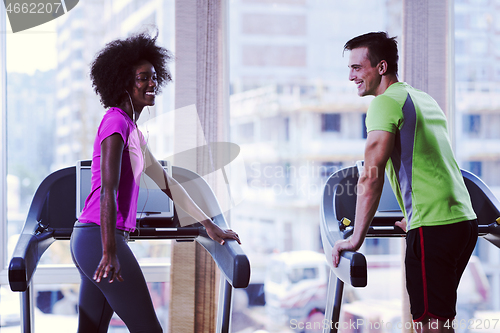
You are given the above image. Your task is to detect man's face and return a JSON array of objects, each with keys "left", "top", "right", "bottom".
[{"left": 348, "top": 47, "right": 382, "bottom": 97}]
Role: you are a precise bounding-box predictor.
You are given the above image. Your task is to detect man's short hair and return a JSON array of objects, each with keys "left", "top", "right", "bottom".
[{"left": 344, "top": 31, "right": 399, "bottom": 76}]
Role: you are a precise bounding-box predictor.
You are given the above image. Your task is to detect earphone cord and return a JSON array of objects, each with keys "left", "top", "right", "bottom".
[
  {"left": 126, "top": 91, "right": 136, "bottom": 124},
  {"left": 125, "top": 91, "right": 150, "bottom": 231},
  {"left": 138, "top": 107, "right": 151, "bottom": 225}
]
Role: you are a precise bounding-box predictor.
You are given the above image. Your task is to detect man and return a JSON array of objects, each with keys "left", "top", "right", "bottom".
[{"left": 332, "top": 32, "right": 478, "bottom": 333}]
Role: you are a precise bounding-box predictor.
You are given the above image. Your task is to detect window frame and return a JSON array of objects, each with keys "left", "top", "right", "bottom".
[{"left": 0, "top": 3, "right": 8, "bottom": 284}]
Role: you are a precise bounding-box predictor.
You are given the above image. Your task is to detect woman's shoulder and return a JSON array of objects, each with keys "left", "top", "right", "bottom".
[
  {"left": 103, "top": 107, "right": 127, "bottom": 120},
  {"left": 101, "top": 108, "right": 132, "bottom": 126},
  {"left": 98, "top": 108, "right": 133, "bottom": 137}
]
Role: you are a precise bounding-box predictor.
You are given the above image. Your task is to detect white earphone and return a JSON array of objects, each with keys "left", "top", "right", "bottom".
[{"left": 125, "top": 90, "right": 136, "bottom": 123}]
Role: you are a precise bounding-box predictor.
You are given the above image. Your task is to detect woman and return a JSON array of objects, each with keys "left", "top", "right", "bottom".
[{"left": 70, "top": 33, "right": 240, "bottom": 333}]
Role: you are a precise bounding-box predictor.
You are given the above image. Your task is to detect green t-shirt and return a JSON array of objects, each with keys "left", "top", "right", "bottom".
[{"left": 366, "top": 82, "right": 476, "bottom": 230}]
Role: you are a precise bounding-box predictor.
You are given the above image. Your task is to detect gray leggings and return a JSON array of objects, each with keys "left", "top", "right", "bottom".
[{"left": 70, "top": 222, "right": 163, "bottom": 333}]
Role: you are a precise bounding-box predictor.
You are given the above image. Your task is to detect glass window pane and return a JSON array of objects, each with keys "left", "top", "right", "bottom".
[
  {"left": 4, "top": 1, "right": 175, "bottom": 330},
  {"left": 6, "top": 0, "right": 175, "bottom": 262},
  {"left": 1, "top": 282, "right": 169, "bottom": 332},
  {"left": 455, "top": 0, "right": 500, "bottom": 324},
  {"left": 229, "top": 0, "right": 404, "bottom": 330}
]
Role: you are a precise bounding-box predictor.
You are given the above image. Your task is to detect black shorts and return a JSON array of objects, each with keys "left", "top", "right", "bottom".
[{"left": 405, "top": 219, "right": 478, "bottom": 322}]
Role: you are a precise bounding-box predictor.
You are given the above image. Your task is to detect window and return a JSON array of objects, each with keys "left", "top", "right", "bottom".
[
  {"left": 230, "top": 1, "right": 406, "bottom": 329},
  {"left": 242, "top": 13, "right": 307, "bottom": 36},
  {"left": 261, "top": 116, "right": 282, "bottom": 141},
  {"left": 470, "top": 38, "right": 488, "bottom": 56},
  {"left": 455, "top": 64, "right": 469, "bottom": 81},
  {"left": 496, "top": 65, "right": 500, "bottom": 81},
  {"left": 321, "top": 113, "right": 341, "bottom": 132},
  {"left": 320, "top": 161, "right": 342, "bottom": 178},
  {"left": 455, "top": 38, "right": 466, "bottom": 55},
  {"left": 454, "top": 0, "right": 500, "bottom": 321},
  {"left": 1, "top": 2, "right": 175, "bottom": 329},
  {"left": 242, "top": 45, "right": 307, "bottom": 67},
  {"left": 234, "top": 122, "right": 254, "bottom": 143},
  {"left": 284, "top": 116, "right": 290, "bottom": 141},
  {"left": 3, "top": 0, "right": 498, "bottom": 331},
  {"left": 463, "top": 114, "right": 481, "bottom": 136},
  {"left": 455, "top": 13, "right": 467, "bottom": 30},
  {"left": 73, "top": 29, "right": 84, "bottom": 39},
  {"left": 469, "top": 161, "right": 482, "bottom": 177}
]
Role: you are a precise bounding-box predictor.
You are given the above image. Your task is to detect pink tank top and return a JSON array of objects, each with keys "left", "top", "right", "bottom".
[{"left": 79, "top": 107, "right": 147, "bottom": 231}]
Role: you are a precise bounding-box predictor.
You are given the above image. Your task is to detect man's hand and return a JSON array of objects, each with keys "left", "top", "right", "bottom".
[
  {"left": 395, "top": 217, "right": 407, "bottom": 232},
  {"left": 332, "top": 238, "right": 358, "bottom": 268}
]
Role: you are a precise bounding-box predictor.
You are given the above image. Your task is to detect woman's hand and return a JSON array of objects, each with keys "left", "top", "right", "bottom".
[
  {"left": 93, "top": 253, "right": 124, "bottom": 283},
  {"left": 204, "top": 220, "right": 241, "bottom": 245}
]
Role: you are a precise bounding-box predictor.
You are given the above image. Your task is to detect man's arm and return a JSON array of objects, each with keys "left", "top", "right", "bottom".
[{"left": 332, "top": 130, "right": 395, "bottom": 267}]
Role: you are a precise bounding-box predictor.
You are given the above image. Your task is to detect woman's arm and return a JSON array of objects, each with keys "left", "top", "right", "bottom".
[
  {"left": 94, "top": 133, "right": 125, "bottom": 283},
  {"left": 144, "top": 148, "right": 241, "bottom": 245}
]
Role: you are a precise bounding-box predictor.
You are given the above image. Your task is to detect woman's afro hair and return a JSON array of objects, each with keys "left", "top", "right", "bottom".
[{"left": 90, "top": 32, "right": 173, "bottom": 108}]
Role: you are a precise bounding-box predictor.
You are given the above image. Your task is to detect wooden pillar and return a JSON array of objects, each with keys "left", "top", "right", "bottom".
[
  {"left": 401, "top": 1, "right": 454, "bottom": 332},
  {"left": 169, "top": 0, "right": 227, "bottom": 332}
]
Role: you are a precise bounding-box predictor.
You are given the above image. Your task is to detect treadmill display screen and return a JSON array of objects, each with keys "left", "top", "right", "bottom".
[{"left": 76, "top": 160, "right": 174, "bottom": 220}]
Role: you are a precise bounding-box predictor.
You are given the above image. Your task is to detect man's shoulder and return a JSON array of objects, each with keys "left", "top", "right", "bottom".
[
  {"left": 380, "top": 82, "right": 412, "bottom": 102},
  {"left": 370, "top": 92, "right": 403, "bottom": 112}
]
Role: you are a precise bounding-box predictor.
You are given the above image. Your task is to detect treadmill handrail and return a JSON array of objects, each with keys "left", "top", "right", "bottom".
[
  {"left": 320, "top": 166, "right": 367, "bottom": 288},
  {"left": 9, "top": 167, "right": 75, "bottom": 292},
  {"left": 9, "top": 163, "right": 250, "bottom": 292},
  {"left": 171, "top": 166, "right": 250, "bottom": 288}
]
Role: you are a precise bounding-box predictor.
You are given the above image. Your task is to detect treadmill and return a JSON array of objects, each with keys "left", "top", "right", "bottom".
[
  {"left": 8, "top": 159, "right": 251, "bottom": 333},
  {"left": 320, "top": 161, "right": 500, "bottom": 333}
]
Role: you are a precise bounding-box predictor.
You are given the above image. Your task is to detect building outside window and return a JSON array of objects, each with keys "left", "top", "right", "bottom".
[
  {"left": 463, "top": 114, "right": 481, "bottom": 137},
  {"left": 321, "top": 113, "right": 341, "bottom": 133}
]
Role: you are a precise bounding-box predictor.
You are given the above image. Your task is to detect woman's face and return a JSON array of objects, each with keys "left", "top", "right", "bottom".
[{"left": 128, "top": 60, "right": 157, "bottom": 110}]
